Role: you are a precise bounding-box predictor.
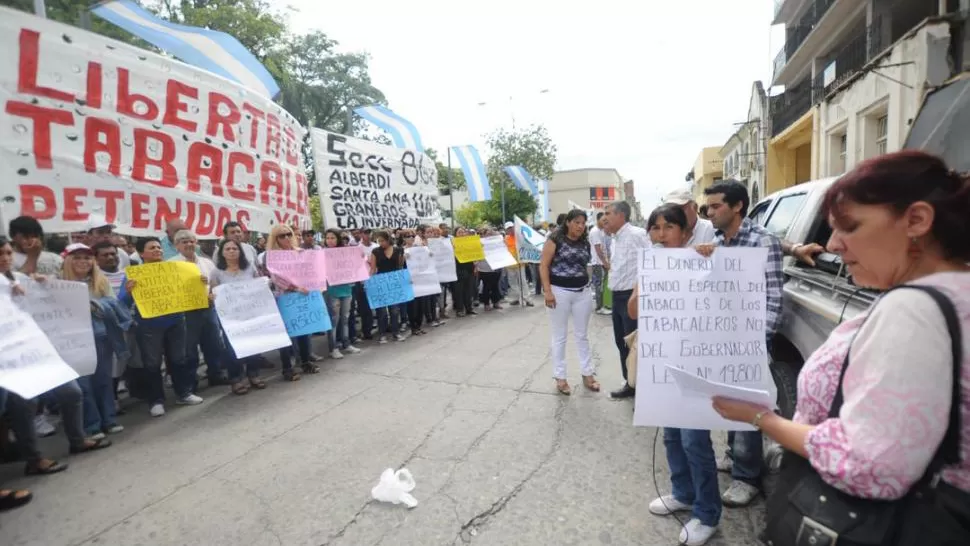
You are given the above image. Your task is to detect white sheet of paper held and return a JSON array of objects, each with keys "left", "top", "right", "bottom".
[{"left": 665, "top": 365, "right": 774, "bottom": 408}]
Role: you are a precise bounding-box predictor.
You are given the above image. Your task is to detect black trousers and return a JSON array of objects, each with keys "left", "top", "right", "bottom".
[
  {"left": 479, "top": 271, "right": 501, "bottom": 305},
  {"left": 454, "top": 270, "right": 476, "bottom": 313}
]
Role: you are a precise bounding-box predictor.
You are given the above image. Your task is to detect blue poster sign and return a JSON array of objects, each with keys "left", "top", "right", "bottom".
[
  {"left": 364, "top": 269, "right": 415, "bottom": 309},
  {"left": 277, "top": 291, "right": 332, "bottom": 337}
]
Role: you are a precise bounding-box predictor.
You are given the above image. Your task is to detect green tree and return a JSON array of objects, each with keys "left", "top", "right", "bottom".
[
  {"left": 454, "top": 202, "right": 485, "bottom": 228},
  {"left": 479, "top": 124, "right": 558, "bottom": 225}
]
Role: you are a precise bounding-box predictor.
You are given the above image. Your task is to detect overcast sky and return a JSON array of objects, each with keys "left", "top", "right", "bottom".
[{"left": 286, "top": 0, "right": 783, "bottom": 209}]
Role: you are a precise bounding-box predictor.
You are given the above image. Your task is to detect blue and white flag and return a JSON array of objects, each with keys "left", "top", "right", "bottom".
[
  {"left": 451, "top": 145, "right": 491, "bottom": 202},
  {"left": 535, "top": 179, "right": 550, "bottom": 223},
  {"left": 91, "top": 0, "right": 280, "bottom": 98},
  {"left": 354, "top": 105, "right": 425, "bottom": 151},
  {"left": 504, "top": 166, "right": 538, "bottom": 195}
]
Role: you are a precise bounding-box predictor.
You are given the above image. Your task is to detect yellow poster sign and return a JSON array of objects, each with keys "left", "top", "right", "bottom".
[
  {"left": 127, "top": 261, "right": 209, "bottom": 318},
  {"left": 453, "top": 235, "right": 485, "bottom": 263}
]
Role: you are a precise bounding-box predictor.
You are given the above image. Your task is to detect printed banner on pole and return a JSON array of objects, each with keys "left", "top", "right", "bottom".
[
  {"left": 0, "top": 289, "right": 79, "bottom": 399},
  {"left": 452, "top": 235, "right": 485, "bottom": 264},
  {"left": 633, "top": 248, "right": 775, "bottom": 431},
  {"left": 126, "top": 261, "right": 209, "bottom": 318},
  {"left": 17, "top": 279, "right": 98, "bottom": 376},
  {"left": 310, "top": 129, "right": 441, "bottom": 230},
  {"left": 0, "top": 7, "right": 309, "bottom": 238},
  {"left": 277, "top": 291, "right": 332, "bottom": 337},
  {"left": 266, "top": 250, "right": 327, "bottom": 291},
  {"left": 427, "top": 238, "right": 457, "bottom": 282},
  {"left": 324, "top": 246, "right": 370, "bottom": 286},
  {"left": 364, "top": 269, "right": 415, "bottom": 309},
  {"left": 405, "top": 246, "right": 440, "bottom": 297},
  {"left": 481, "top": 235, "right": 517, "bottom": 270},
  {"left": 513, "top": 216, "right": 545, "bottom": 264},
  {"left": 213, "top": 277, "right": 290, "bottom": 358}
]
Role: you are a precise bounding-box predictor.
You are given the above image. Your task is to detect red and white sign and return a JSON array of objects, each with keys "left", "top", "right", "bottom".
[{"left": 0, "top": 8, "right": 309, "bottom": 238}]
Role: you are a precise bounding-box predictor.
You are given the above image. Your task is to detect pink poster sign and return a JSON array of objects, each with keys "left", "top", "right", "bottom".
[
  {"left": 324, "top": 246, "right": 370, "bottom": 286},
  {"left": 265, "top": 250, "right": 328, "bottom": 291}
]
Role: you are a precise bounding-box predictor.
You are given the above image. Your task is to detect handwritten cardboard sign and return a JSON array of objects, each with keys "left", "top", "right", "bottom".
[
  {"left": 126, "top": 261, "right": 209, "bottom": 318},
  {"left": 324, "top": 246, "right": 370, "bottom": 286},
  {"left": 364, "top": 269, "right": 415, "bottom": 309},
  {"left": 213, "top": 278, "right": 291, "bottom": 358},
  {"left": 18, "top": 279, "right": 98, "bottom": 376},
  {"left": 266, "top": 249, "right": 327, "bottom": 290},
  {"left": 453, "top": 235, "right": 485, "bottom": 264},
  {"left": 277, "top": 291, "right": 332, "bottom": 337},
  {"left": 406, "top": 246, "right": 441, "bottom": 297}
]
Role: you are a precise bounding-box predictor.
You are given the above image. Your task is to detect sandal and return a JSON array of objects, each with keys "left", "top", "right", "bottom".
[
  {"left": 556, "top": 379, "right": 572, "bottom": 396},
  {"left": 0, "top": 489, "right": 33, "bottom": 512},
  {"left": 24, "top": 458, "right": 68, "bottom": 476},
  {"left": 301, "top": 362, "right": 321, "bottom": 374},
  {"left": 282, "top": 369, "right": 302, "bottom": 382},
  {"left": 230, "top": 382, "right": 250, "bottom": 395},
  {"left": 583, "top": 375, "right": 601, "bottom": 392},
  {"left": 248, "top": 377, "right": 267, "bottom": 390},
  {"left": 69, "top": 437, "right": 112, "bottom": 455}
]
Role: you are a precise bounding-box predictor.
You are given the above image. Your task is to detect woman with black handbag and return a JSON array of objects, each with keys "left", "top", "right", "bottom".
[{"left": 712, "top": 151, "right": 970, "bottom": 546}]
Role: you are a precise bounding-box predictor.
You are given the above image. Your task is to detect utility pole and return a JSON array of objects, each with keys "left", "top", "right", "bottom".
[
  {"left": 34, "top": 0, "right": 46, "bottom": 18},
  {"left": 447, "top": 148, "right": 455, "bottom": 230}
]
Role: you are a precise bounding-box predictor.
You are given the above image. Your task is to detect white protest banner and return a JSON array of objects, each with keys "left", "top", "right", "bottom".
[
  {"left": 18, "top": 279, "right": 98, "bottom": 376},
  {"left": 0, "top": 289, "right": 79, "bottom": 399},
  {"left": 310, "top": 129, "right": 441, "bottom": 229},
  {"left": 213, "top": 277, "right": 291, "bottom": 358},
  {"left": 513, "top": 215, "right": 544, "bottom": 264},
  {"left": 633, "top": 247, "right": 773, "bottom": 431},
  {"left": 426, "top": 238, "right": 457, "bottom": 282},
  {"left": 406, "top": 246, "right": 440, "bottom": 297},
  {"left": 0, "top": 8, "right": 310, "bottom": 238},
  {"left": 480, "top": 235, "right": 516, "bottom": 270}
]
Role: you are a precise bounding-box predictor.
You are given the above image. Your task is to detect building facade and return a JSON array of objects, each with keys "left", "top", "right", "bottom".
[
  {"left": 768, "top": 0, "right": 962, "bottom": 192},
  {"left": 720, "top": 82, "right": 769, "bottom": 204},
  {"left": 548, "top": 168, "right": 627, "bottom": 219},
  {"left": 688, "top": 147, "right": 724, "bottom": 203}
]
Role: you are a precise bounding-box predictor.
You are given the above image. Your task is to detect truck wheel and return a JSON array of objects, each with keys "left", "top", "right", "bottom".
[{"left": 770, "top": 360, "right": 799, "bottom": 419}]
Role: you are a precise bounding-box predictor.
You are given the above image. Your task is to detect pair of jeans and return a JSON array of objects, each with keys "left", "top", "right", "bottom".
[
  {"left": 664, "top": 427, "right": 722, "bottom": 527},
  {"left": 184, "top": 308, "right": 224, "bottom": 383},
  {"left": 723, "top": 336, "right": 773, "bottom": 487},
  {"left": 590, "top": 265, "right": 605, "bottom": 310},
  {"left": 79, "top": 335, "right": 118, "bottom": 434},
  {"left": 136, "top": 318, "right": 190, "bottom": 403},
  {"left": 376, "top": 305, "right": 400, "bottom": 337},
  {"left": 353, "top": 283, "right": 374, "bottom": 339},
  {"left": 7, "top": 380, "right": 86, "bottom": 460},
  {"left": 548, "top": 286, "right": 594, "bottom": 379},
  {"left": 325, "top": 293, "right": 352, "bottom": 350},
  {"left": 454, "top": 270, "right": 476, "bottom": 313},
  {"left": 610, "top": 289, "right": 637, "bottom": 381},
  {"left": 479, "top": 271, "right": 501, "bottom": 305},
  {"left": 499, "top": 268, "right": 510, "bottom": 296},
  {"left": 279, "top": 335, "right": 310, "bottom": 370},
  {"left": 221, "top": 329, "right": 260, "bottom": 382}
]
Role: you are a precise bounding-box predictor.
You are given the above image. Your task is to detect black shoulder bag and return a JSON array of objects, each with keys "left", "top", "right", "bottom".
[{"left": 764, "top": 285, "right": 970, "bottom": 546}]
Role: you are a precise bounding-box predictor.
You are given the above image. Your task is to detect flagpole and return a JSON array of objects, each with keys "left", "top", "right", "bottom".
[
  {"left": 345, "top": 107, "right": 354, "bottom": 136},
  {"left": 500, "top": 177, "right": 506, "bottom": 225},
  {"left": 447, "top": 148, "right": 455, "bottom": 230},
  {"left": 33, "top": 0, "right": 46, "bottom": 17}
]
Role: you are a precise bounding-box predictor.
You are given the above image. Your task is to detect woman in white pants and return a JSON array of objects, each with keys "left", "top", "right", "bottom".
[{"left": 539, "top": 209, "right": 600, "bottom": 395}]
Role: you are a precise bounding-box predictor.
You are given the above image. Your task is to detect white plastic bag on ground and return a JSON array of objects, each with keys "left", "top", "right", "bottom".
[{"left": 370, "top": 468, "right": 418, "bottom": 508}]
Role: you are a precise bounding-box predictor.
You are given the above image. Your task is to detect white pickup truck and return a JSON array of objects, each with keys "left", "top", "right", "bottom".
[{"left": 750, "top": 178, "right": 879, "bottom": 418}]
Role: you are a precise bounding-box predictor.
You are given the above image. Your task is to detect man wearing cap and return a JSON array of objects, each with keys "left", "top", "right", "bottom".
[
  {"left": 663, "top": 189, "right": 717, "bottom": 246},
  {"left": 86, "top": 216, "right": 131, "bottom": 270}
]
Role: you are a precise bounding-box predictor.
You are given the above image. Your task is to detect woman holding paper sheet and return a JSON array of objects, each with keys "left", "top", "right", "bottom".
[
  {"left": 323, "top": 229, "right": 361, "bottom": 358},
  {"left": 635, "top": 205, "right": 721, "bottom": 546},
  {"left": 210, "top": 239, "right": 266, "bottom": 395}
]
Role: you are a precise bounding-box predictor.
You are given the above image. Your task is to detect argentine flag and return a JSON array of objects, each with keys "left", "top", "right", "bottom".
[
  {"left": 354, "top": 105, "right": 425, "bottom": 151},
  {"left": 91, "top": 0, "right": 280, "bottom": 98},
  {"left": 504, "top": 166, "right": 539, "bottom": 195},
  {"left": 451, "top": 145, "right": 491, "bottom": 202}
]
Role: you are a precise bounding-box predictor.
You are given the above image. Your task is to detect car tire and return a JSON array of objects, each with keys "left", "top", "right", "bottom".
[{"left": 770, "top": 360, "right": 799, "bottom": 419}]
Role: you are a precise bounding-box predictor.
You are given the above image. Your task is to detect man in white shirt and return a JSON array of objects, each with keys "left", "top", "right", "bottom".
[
  {"left": 663, "top": 189, "right": 717, "bottom": 246},
  {"left": 604, "top": 201, "right": 651, "bottom": 399},
  {"left": 223, "top": 221, "right": 259, "bottom": 266},
  {"left": 589, "top": 212, "right": 611, "bottom": 315}
]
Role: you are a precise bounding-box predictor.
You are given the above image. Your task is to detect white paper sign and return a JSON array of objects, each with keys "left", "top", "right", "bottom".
[
  {"left": 633, "top": 247, "right": 773, "bottom": 431},
  {"left": 213, "top": 278, "right": 291, "bottom": 358},
  {"left": 480, "top": 235, "right": 517, "bottom": 270},
  {"left": 311, "top": 129, "right": 441, "bottom": 230},
  {"left": 18, "top": 279, "right": 98, "bottom": 376},
  {"left": 666, "top": 366, "right": 773, "bottom": 421},
  {"left": 0, "top": 289, "right": 79, "bottom": 399},
  {"left": 427, "top": 238, "right": 457, "bottom": 283},
  {"left": 406, "top": 246, "right": 441, "bottom": 297}
]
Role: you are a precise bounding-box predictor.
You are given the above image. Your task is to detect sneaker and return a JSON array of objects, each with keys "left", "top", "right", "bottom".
[
  {"left": 344, "top": 345, "right": 361, "bottom": 354},
  {"left": 150, "top": 404, "right": 166, "bottom": 417},
  {"left": 648, "top": 495, "right": 691, "bottom": 516},
  {"left": 431, "top": 320, "right": 443, "bottom": 327},
  {"left": 394, "top": 334, "right": 406, "bottom": 342},
  {"left": 596, "top": 308, "right": 612, "bottom": 316},
  {"left": 104, "top": 424, "right": 124, "bottom": 434},
  {"left": 330, "top": 349, "right": 344, "bottom": 359},
  {"left": 378, "top": 336, "right": 388, "bottom": 344},
  {"left": 679, "top": 518, "right": 717, "bottom": 546},
  {"left": 117, "top": 380, "right": 128, "bottom": 394},
  {"left": 510, "top": 300, "right": 520, "bottom": 306},
  {"left": 87, "top": 432, "right": 106, "bottom": 441},
  {"left": 309, "top": 353, "right": 325, "bottom": 362},
  {"left": 721, "top": 480, "right": 760, "bottom": 507},
  {"left": 176, "top": 394, "right": 204, "bottom": 406},
  {"left": 525, "top": 301, "right": 535, "bottom": 307},
  {"left": 34, "top": 415, "right": 56, "bottom": 438},
  {"left": 716, "top": 454, "right": 733, "bottom": 473}
]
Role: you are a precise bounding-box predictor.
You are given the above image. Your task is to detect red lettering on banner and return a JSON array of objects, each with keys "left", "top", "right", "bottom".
[
  {"left": 5, "top": 101, "right": 74, "bottom": 169},
  {"left": 266, "top": 113, "right": 280, "bottom": 156},
  {"left": 85, "top": 62, "right": 103, "bottom": 109},
  {"left": 283, "top": 169, "right": 297, "bottom": 212},
  {"left": 19, "top": 185, "right": 56, "bottom": 219},
  {"left": 83, "top": 117, "right": 121, "bottom": 176},
  {"left": 196, "top": 203, "right": 217, "bottom": 235},
  {"left": 162, "top": 80, "right": 198, "bottom": 132},
  {"left": 63, "top": 187, "right": 86, "bottom": 221},
  {"left": 17, "top": 30, "right": 74, "bottom": 102},
  {"left": 242, "top": 103, "right": 264, "bottom": 150},
  {"left": 259, "top": 161, "right": 284, "bottom": 207},
  {"left": 206, "top": 92, "right": 240, "bottom": 143},
  {"left": 227, "top": 152, "right": 256, "bottom": 202},
  {"left": 155, "top": 197, "right": 182, "bottom": 230},
  {"left": 186, "top": 143, "right": 224, "bottom": 195},
  {"left": 130, "top": 193, "right": 150, "bottom": 230},
  {"left": 284, "top": 126, "right": 298, "bottom": 166},
  {"left": 132, "top": 128, "right": 177, "bottom": 188},
  {"left": 117, "top": 68, "right": 159, "bottom": 121},
  {"left": 296, "top": 172, "right": 307, "bottom": 215},
  {"left": 274, "top": 210, "right": 292, "bottom": 226},
  {"left": 93, "top": 189, "right": 125, "bottom": 223}
]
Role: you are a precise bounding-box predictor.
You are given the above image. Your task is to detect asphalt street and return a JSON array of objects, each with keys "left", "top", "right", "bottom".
[{"left": 0, "top": 302, "right": 766, "bottom": 546}]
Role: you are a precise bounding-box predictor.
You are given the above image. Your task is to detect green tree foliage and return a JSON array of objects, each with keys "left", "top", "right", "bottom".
[
  {"left": 474, "top": 124, "right": 558, "bottom": 226},
  {"left": 454, "top": 202, "right": 484, "bottom": 229}
]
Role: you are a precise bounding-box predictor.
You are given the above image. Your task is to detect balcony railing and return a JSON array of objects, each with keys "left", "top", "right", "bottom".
[
  {"left": 775, "top": 0, "right": 837, "bottom": 75},
  {"left": 772, "top": 48, "right": 787, "bottom": 82},
  {"left": 770, "top": 80, "right": 813, "bottom": 138}
]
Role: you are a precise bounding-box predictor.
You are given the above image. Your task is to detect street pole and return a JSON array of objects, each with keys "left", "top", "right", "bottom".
[
  {"left": 79, "top": 6, "right": 91, "bottom": 29},
  {"left": 500, "top": 177, "right": 506, "bottom": 225},
  {"left": 345, "top": 107, "right": 354, "bottom": 136},
  {"left": 447, "top": 148, "right": 455, "bottom": 230},
  {"left": 33, "top": 0, "right": 46, "bottom": 17}
]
